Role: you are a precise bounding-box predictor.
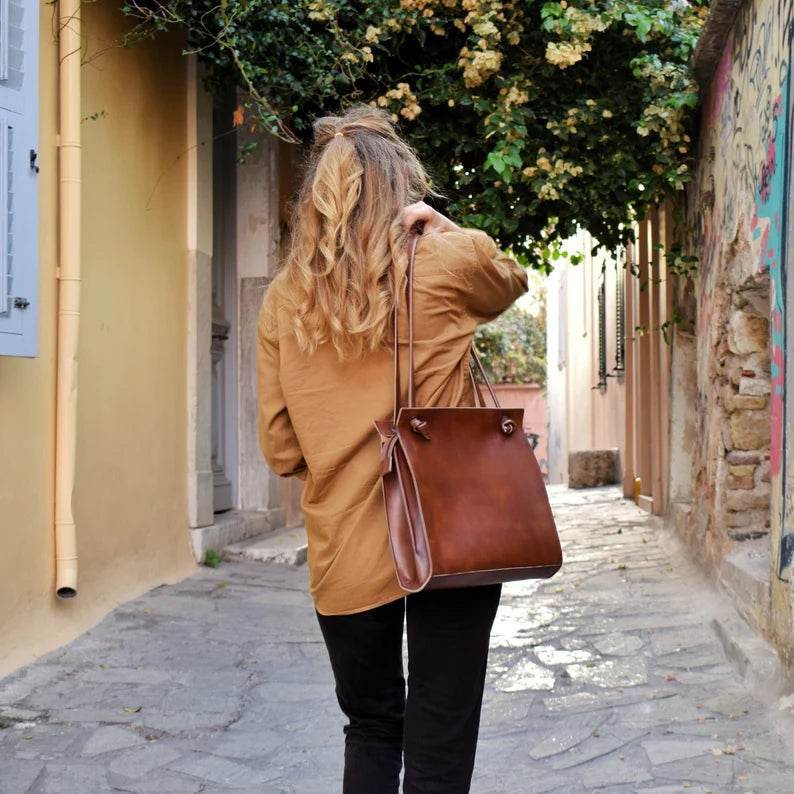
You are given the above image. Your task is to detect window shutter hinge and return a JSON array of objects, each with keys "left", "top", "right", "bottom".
[
  {"left": 29, "top": 149, "right": 39, "bottom": 173},
  {"left": 13, "top": 297, "right": 30, "bottom": 310}
]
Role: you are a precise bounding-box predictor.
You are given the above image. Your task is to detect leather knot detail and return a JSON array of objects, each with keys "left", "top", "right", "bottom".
[
  {"left": 410, "top": 416, "right": 431, "bottom": 441},
  {"left": 501, "top": 417, "right": 517, "bottom": 436},
  {"left": 379, "top": 433, "right": 399, "bottom": 476}
]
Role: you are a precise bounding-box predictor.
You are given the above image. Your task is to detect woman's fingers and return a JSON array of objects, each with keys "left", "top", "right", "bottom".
[
  {"left": 402, "top": 202, "right": 461, "bottom": 235},
  {"left": 402, "top": 201, "right": 434, "bottom": 233}
]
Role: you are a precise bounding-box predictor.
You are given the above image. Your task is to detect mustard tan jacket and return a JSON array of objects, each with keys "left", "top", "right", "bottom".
[{"left": 257, "top": 228, "right": 528, "bottom": 615}]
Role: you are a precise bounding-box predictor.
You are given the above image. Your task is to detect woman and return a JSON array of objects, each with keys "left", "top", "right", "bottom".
[{"left": 257, "top": 105, "right": 527, "bottom": 793}]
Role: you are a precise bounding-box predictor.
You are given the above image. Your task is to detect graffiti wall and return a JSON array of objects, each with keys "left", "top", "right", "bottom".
[{"left": 687, "top": 0, "right": 793, "bottom": 650}]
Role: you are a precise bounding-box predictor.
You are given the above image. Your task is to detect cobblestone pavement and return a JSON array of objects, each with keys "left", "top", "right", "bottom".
[{"left": 1, "top": 486, "right": 793, "bottom": 793}]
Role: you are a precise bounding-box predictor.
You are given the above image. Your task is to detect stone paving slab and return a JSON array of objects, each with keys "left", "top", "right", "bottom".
[
  {"left": 225, "top": 526, "right": 309, "bottom": 567},
  {"left": 1, "top": 486, "right": 793, "bottom": 793}
]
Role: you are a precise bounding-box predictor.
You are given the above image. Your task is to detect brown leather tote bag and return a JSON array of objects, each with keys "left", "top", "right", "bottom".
[{"left": 374, "top": 236, "right": 562, "bottom": 592}]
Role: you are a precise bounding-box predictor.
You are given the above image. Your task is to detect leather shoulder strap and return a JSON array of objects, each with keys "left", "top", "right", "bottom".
[
  {"left": 392, "top": 235, "right": 418, "bottom": 422},
  {"left": 392, "top": 233, "right": 501, "bottom": 419},
  {"left": 407, "top": 236, "right": 416, "bottom": 408}
]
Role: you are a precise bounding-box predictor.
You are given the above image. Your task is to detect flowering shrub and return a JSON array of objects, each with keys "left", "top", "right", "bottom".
[
  {"left": 474, "top": 303, "right": 547, "bottom": 386},
  {"left": 123, "top": 0, "right": 707, "bottom": 268}
]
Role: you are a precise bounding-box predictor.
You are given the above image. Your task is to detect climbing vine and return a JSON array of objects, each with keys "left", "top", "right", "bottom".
[{"left": 122, "top": 0, "right": 708, "bottom": 268}]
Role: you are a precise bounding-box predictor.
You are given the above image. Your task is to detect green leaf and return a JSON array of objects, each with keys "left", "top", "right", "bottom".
[{"left": 485, "top": 153, "right": 507, "bottom": 176}]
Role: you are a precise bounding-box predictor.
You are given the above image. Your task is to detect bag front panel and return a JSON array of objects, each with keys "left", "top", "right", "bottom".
[{"left": 396, "top": 407, "right": 562, "bottom": 579}]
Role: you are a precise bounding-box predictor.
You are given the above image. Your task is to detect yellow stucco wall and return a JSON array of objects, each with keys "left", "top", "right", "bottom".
[{"left": 0, "top": 2, "right": 196, "bottom": 677}]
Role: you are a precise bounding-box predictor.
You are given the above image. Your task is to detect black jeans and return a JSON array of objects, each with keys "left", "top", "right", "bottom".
[{"left": 316, "top": 584, "right": 502, "bottom": 794}]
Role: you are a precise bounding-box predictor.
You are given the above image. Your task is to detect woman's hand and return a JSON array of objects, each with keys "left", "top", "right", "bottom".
[{"left": 402, "top": 202, "right": 461, "bottom": 235}]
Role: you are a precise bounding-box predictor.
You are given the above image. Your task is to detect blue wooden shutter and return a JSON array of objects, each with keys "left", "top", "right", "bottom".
[{"left": 0, "top": 0, "right": 38, "bottom": 357}]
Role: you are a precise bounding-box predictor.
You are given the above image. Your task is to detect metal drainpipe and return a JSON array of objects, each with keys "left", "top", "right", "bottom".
[{"left": 54, "top": 0, "right": 82, "bottom": 598}]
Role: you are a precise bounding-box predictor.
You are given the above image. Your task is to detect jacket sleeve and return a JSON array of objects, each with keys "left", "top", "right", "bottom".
[
  {"left": 257, "top": 298, "right": 308, "bottom": 480},
  {"left": 463, "top": 229, "right": 528, "bottom": 323}
]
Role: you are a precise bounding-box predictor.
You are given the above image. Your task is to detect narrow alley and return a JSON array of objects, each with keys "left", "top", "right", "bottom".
[{"left": 1, "top": 486, "right": 792, "bottom": 793}]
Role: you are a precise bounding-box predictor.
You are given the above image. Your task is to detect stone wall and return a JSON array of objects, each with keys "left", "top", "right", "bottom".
[
  {"left": 718, "top": 282, "right": 772, "bottom": 540},
  {"left": 677, "top": 0, "right": 794, "bottom": 662}
]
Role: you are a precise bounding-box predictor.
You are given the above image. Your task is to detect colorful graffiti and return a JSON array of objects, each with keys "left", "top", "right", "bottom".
[
  {"left": 751, "top": 81, "right": 788, "bottom": 575},
  {"left": 751, "top": 81, "right": 786, "bottom": 483},
  {"left": 690, "top": 0, "right": 792, "bottom": 579}
]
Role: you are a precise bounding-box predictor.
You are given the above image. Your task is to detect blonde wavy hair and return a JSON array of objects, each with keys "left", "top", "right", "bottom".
[{"left": 277, "top": 106, "right": 434, "bottom": 358}]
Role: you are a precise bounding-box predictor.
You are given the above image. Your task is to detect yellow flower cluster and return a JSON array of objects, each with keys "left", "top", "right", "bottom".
[
  {"left": 632, "top": 61, "right": 695, "bottom": 162},
  {"left": 565, "top": 7, "right": 608, "bottom": 36},
  {"left": 534, "top": 155, "right": 551, "bottom": 173},
  {"left": 472, "top": 18, "right": 499, "bottom": 37},
  {"left": 342, "top": 47, "right": 374, "bottom": 64},
  {"left": 500, "top": 84, "right": 529, "bottom": 108},
  {"left": 538, "top": 183, "right": 561, "bottom": 201},
  {"left": 553, "top": 159, "right": 584, "bottom": 177},
  {"left": 459, "top": 46, "right": 503, "bottom": 87},
  {"left": 400, "top": 0, "right": 439, "bottom": 10},
  {"left": 524, "top": 151, "right": 584, "bottom": 202},
  {"left": 364, "top": 25, "right": 382, "bottom": 43},
  {"left": 446, "top": 0, "right": 516, "bottom": 86},
  {"left": 638, "top": 103, "right": 685, "bottom": 143},
  {"left": 377, "top": 82, "right": 423, "bottom": 121},
  {"left": 543, "top": 6, "right": 606, "bottom": 69},
  {"left": 545, "top": 40, "right": 592, "bottom": 69},
  {"left": 307, "top": 1, "right": 332, "bottom": 21}
]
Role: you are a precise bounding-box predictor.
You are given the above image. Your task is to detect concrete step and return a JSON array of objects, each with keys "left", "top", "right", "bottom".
[
  {"left": 711, "top": 610, "right": 791, "bottom": 702},
  {"left": 224, "top": 524, "right": 308, "bottom": 566},
  {"left": 712, "top": 557, "right": 793, "bottom": 708},
  {"left": 188, "top": 508, "right": 286, "bottom": 563}
]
